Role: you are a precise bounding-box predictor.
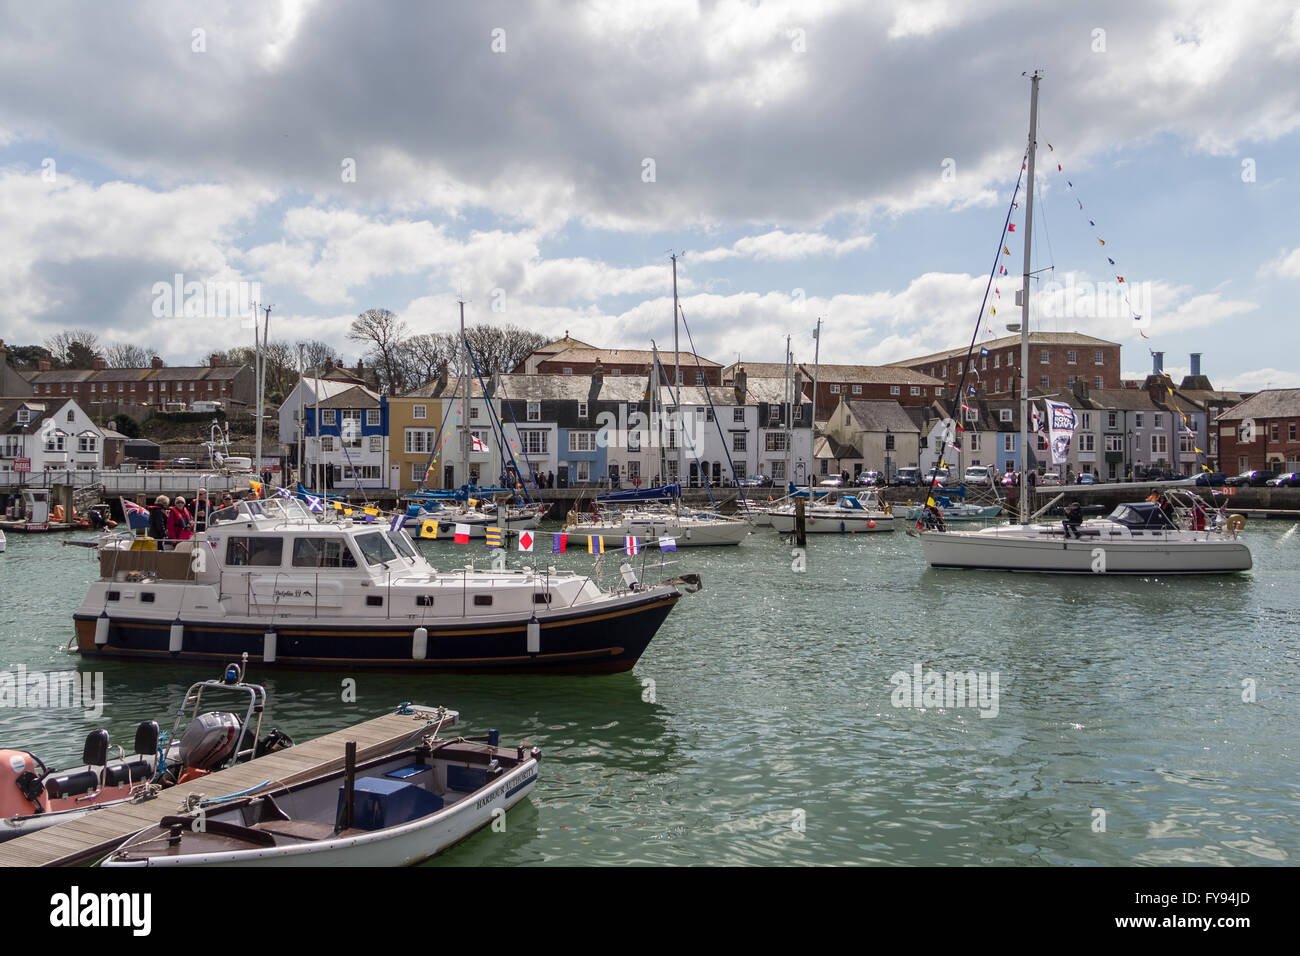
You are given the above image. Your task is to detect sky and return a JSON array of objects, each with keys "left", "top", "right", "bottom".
[{"left": 1, "top": 0, "right": 1298, "bottom": 391}]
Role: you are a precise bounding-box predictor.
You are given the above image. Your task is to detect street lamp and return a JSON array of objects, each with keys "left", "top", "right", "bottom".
[
  {"left": 1126, "top": 429, "right": 1134, "bottom": 481},
  {"left": 884, "top": 427, "right": 893, "bottom": 482}
]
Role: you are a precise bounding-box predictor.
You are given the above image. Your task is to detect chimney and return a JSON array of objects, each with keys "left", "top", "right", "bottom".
[
  {"left": 150, "top": 356, "right": 163, "bottom": 370},
  {"left": 1151, "top": 351, "right": 1164, "bottom": 375},
  {"left": 1190, "top": 353, "right": 1201, "bottom": 377},
  {"left": 210, "top": 352, "right": 221, "bottom": 368},
  {"left": 733, "top": 366, "right": 748, "bottom": 405},
  {"left": 436, "top": 359, "right": 448, "bottom": 395},
  {"left": 93, "top": 356, "right": 106, "bottom": 371},
  {"left": 38, "top": 358, "right": 51, "bottom": 372},
  {"left": 1072, "top": 377, "right": 1089, "bottom": 402},
  {"left": 591, "top": 360, "right": 604, "bottom": 387}
]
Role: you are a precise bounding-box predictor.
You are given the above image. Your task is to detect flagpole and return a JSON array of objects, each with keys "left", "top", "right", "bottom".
[{"left": 1018, "top": 71, "right": 1041, "bottom": 525}]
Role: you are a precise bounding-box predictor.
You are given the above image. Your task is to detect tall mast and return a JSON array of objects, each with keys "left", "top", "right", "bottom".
[
  {"left": 460, "top": 299, "right": 468, "bottom": 489},
  {"left": 784, "top": 335, "right": 793, "bottom": 487},
  {"left": 255, "top": 304, "right": 270, "bottom": 481},
  {"left": 1018, "top": 70, "right": 1041, "bottom": 524},
  {"left": 671, "top": 254, "right": 680, "bottom": 387},
  {"left": 811, "top": 318, "right": 821, "bottom": 487},
  {"left": 296, "top": 343, "right": 304, "bottom": 489}
]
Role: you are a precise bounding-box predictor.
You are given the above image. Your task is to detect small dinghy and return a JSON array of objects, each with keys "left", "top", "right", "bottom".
[{"left": 103, "top": 729, "right": 540, "bottom": 867}]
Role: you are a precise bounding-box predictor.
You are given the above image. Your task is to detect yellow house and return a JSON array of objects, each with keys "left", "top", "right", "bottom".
[{"left": 387, "top": 392, "right": 446, "bottom": 492}]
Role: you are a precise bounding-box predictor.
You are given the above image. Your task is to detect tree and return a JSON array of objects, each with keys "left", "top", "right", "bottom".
[
  {"left": 105, "top": 343, "right": 151, "bottom": 368},
  {"left": 296, "top": 339, "right": 339, "bottom": 374},
  {"left": 399, "top": 332, "right": 459, "bottom": 392},
  {"left": 463, "top": 324, "right": 547, "bottom": 375},
  {"left": 44, "top": 329, "right": 102, "bottom": 368},
  {"left": 348, "top": 308, "right": 408, "bottom": 393}
]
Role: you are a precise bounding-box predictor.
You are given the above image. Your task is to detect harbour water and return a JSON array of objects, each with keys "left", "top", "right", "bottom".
[{"left": 1, "top": 521, "right": 1296, "bottom": 866}]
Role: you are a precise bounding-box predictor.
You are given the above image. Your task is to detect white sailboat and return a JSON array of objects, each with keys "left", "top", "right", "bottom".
[
  {"left": 768, "top": 489, "right": 895, "bottom": 534},
  {"left": 919, "top": 73, "right": 1251, "bottom": 575}
]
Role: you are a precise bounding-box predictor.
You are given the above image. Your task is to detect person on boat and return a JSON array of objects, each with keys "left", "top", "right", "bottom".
[
  {"left": 1190, "top": 498, "right": 1207, "bottom": 531},
  {"left": 148, "top": 495, "right": 169, "bottom": 543},
  {"left": 922, "top": 503, "right": 946, "bottom": 531},
  {"left": 192, "top": 488, "right": 210, "bottom": 532},
  {"left": 1158, "top": 494, "right": 1177, "bottom": 528},
  {"left": 1062, "top": 501, "right": 1084, "bottom": 538},
  {"left": 167, "top": 497, "right": 194, "bottom": 543}
]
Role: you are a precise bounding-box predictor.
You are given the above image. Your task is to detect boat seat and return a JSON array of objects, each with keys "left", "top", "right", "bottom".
[
  {"left": 134, "top": 720, "right": 160, "bottom": 756},
  {"left": 240, "top": 794, "right": 291, "bottom": 826},
  {"left": 82, "top": 728, "right": 110, "bottom": 767},
  {"left": 252, "top": 819, "right": 351, "bottom": 842},
  {"left": 103, "top": 758, "right": 155, "bottom": 787},
  {"left": 45, "top": 769, "right": 101, "bottom": 799}
]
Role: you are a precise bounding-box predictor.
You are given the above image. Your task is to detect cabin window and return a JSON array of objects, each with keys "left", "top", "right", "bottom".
[
  {"left": 533, "top": 593, "right": 551, "bottom": 604},
  {"left": 140, "top": 592, "right": 155, "bottom": 603},
  {"left": 416, "top": 595, "right": 434, "bottom": 607},
  {"left": 292, "top": 538, "right": 358, "bottom": 569},
  {"left": 474, "top": 595, "right": 493, "bottom": 606},
  {"left": 106, "top": 590, "right": 120, "bottom": 601},
  {"left": 354, "top": 532, "right": 397, "bottom": 566},
  {"left": 385, "top": 531, "right": 417, "bottom": 559},
  {"left": 224, "top": 537, "right": 283, "bottom": 567},
  {"left": 366, "top": 595, "right": 383, "bottom": 607}
]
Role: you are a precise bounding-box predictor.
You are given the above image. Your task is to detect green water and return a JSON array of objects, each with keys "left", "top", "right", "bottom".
[{"left": 1, "top": 521, "right": 1297, "bottom": 866}]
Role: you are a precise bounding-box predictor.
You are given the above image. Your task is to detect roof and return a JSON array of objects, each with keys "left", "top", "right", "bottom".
[
  {"left": 889, "top": 332, "right": 1120, "bottom": 368},
  {"left": 316, "top": 385, "right": 382, "bottom": 409},
  {"left": 741, "top": 377, "right": 811, "bottom": 405},
  {"left": 282, "top": 378, "right": 356, "bottom": 409},
  {"left": 25, "top": 369, "right": 95, "bottom": 384},
  {"left": 725, "top": 362, "right": 942, "bottom": 385},
  {"left": 814, "top": 435, "right": 861, "bottom": 459},
  {"left": 0, "top": 398, "right": 56, "bottom": 433},
  {"left": 495, "top": 373, "right": 649, "bottom": 403},
  {"left": 840, "top": 399, "right": 918, "bottom": 433},
  {"left": 542, "top": 347, "right": 721, "bottom": 368},
  {"left": 1214, "top": 388, "right": 1300, "bottom": 422}
]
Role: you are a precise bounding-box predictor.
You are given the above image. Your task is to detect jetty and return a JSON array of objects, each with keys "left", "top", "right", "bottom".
[{"left": 0, "top": 705, "right": 457, "bottom": 867}]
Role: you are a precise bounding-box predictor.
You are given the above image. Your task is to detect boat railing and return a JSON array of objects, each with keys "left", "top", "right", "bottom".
[{"left": 99, "top": 538, "right": 200, "bottom": 582}]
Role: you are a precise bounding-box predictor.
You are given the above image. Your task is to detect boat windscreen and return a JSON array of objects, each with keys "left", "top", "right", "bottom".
[
  {"left": 354, "top": 531, "right": 398, "bottom": 565},
  {"left": 1109, "top": 503, "right": 1176, "bottom": 529},
  {"left": 385, "top": 530, "right": 418, "bottom": 559}
]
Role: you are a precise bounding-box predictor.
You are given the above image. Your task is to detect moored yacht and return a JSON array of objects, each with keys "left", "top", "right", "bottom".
[
  {"left": 767, "top": 489, "right": 895, "bottom": 534},
  {"left": 74, "top": 496, "right": 695, "bottom": 674}
]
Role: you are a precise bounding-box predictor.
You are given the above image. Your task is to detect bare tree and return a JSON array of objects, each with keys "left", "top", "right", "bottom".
[
  {"left": 296, "top": 338, "right": 339, "bottom": 374},
  {"left": 44, "top": 329, "right": 102, "bottom": 368},
  {"left": 463, "top": 324, "right": 547, "bottom": 375},
  {"left": 104, "top": 343, "right": 151, "bottom": 368},
  {"left": 399, "top": 332, "right": 459, "bottom": 391},
  {"left": 348, "top": 308, "right": 408, "bottom": 393}
]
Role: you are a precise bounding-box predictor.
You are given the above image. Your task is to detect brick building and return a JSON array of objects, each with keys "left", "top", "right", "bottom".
[
  {"left": 722, "top": 362, "right": 944, "bottom": 420},
  {"left": 530, "top": 346, "right": 722, "bottom": 386},
  {"left": 1214, "top": 388, "right": 1300, "bottom": 475},
  {"left": 889, "top": 332, "right": 1122, "bottom": 401},
  {"left": 26, "top": 354, "right": 255, "bottom": 409}
]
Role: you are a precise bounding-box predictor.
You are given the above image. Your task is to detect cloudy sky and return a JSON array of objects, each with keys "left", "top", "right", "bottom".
[{"left": 2, "top": 0, "right": 1298, "bottom": 389}]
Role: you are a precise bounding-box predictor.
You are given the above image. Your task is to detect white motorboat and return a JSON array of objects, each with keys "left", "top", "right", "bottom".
[
  {"left": 74, "top": 495, "right": 694, "bottom": 674},
  {"left": 920, "top": 497, "right": 1251, "bottom": 574},
  {"left": 103, "top": 726, "right": 538, "bottom": 867},
  {"left": 565, "top": 504, "right": 750, "bottom": 547},
  {"left": 0, "top": 528, "right": 6, "bottom": 552},
  {"left": 0, "top": 663, "right": 292, "bottom": 842},
  {"left": 768, "top": 490, "right": 895, "bottom": 534},
  {"left": 904, "top": 496, "right": 1002, "bottom": 522}
]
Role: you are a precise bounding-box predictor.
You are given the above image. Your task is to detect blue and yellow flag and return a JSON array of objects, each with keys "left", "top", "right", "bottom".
[
  {"left": 485, "top": 527, "right": 503, "bottom": 548},
  {"left": 587, "top": 535, "right": 604, "bottom": 554}
]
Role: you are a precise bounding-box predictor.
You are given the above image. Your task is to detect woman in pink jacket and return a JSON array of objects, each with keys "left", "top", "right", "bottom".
[{"left": 166, "top": 496, "right": 194, "bottom": 544}]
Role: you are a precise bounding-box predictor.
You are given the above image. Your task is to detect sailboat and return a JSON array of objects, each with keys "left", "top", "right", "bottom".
[{"left": 918, "top": 73, "right": 1251, "bottom": 574}]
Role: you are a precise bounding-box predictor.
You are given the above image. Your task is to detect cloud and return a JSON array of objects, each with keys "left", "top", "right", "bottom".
[
  {"left": 1259, "top": 247, "right": 1300, "bottom": 279},
  {"left": 692, "top": 230, "right": 875, "bottom": 263}
]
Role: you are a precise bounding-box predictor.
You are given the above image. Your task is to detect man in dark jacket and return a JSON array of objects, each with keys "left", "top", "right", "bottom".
[{"left": 148, "top": 495, "right": 169, "bottom": 544}]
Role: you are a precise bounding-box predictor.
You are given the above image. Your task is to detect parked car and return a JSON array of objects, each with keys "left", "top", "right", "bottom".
[
  {"left": 818, "top": 476, "right": 844, "bottom": 488},
  {"left": 1225, "top": 470, "right": 1279, "bottom": 487},
  {"left": 1266, "top": 472, "right": 1299, "bottom": 487},
  {"left": 855, "top": 470, "right": 884, "bottom": 487},
  {"left": 1193, "top": 472, "right": 1229, "bottom": 486},
  {"left": 737, "top": 475, "right": 773, "bottom": 488},
  {"left": 963, "top": 466, "right": 994, "bottom": 486},
  {"left": 893, "top": 467, "right": 921, "bottom": 486},
  {"left": 1001, "top": 470, "right": 1020, "bottom": 487},
  {"left": 1039, "top": 472, "right": 1062, "bottom": 486},
  {"left": 1075, "top": 472, "right": 1098, "bottom": 485},
  {"left": 167, "top": 457, "right": 199, "bottom": 469}
]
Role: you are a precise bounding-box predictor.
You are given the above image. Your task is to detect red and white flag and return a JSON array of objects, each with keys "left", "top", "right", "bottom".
[
  {"left": 624, "top": 535, "right": 639, "bottom": 555},
  {"left": 517, "top": 530, "right": 534, "bottom": 552},
  {"left": 453, "top": 523, "right": 471, "bottom": 543}
]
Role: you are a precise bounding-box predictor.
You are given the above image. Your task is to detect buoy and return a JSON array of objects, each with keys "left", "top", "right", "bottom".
[
  {"left": 526, "top": 615, "right": 540, "bottom": 654},
  {"left": 868, "top": 520, "right": 876, "bottom": 529},
  {"left": 263, "top": 629, "right": 277, "bottom": 663},
  {"left": 1226, "top": 514, "right": 1246, "bottom": 532},
  {"left": 94, "top": 613, "right": 110, "bottom": 646},
  {"left": 412, "top": 626, "right": 428, "bottom": 660},
  {"left": 168, "top": 620, "right": 183, "bottom": 653}
]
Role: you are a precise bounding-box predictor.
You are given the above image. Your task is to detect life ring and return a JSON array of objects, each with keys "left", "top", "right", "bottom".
[{"left": 1226, "top": 514, "right": 1246, "bottom": 532}]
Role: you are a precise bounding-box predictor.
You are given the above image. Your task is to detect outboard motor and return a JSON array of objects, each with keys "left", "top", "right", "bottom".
[
  {"left": 0, "top": 750, "right": 46, "bottom": 815},
  {"left": 177, "top": 712, "right": 242, "bottom": 772}
]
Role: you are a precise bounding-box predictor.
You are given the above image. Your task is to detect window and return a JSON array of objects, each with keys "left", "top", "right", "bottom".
[
  {"left": 1151, "top": 434, "right": 1167, "bottom": 455},
  {"left": 45, "top": 432, "right": 65, "bottom": 452},
  {"left": 1003, "top": 434, "right": 1015, "bottom": 452},
  {"left": 1039, "top": 376, "right": 1048, "bottom": 388},
  {"left": 1040, "top": 349, "right": 1049, "bottom": 364},
  {"left": 1078, "top": 434, "right": 1095, "bottom": 452},
  {"left": 852, "top": 385, "right": 862, "bottom": 395},
  {"left": 354, "top": 532, "right": 397, "bottom": 566},
  {"left": 1179, "top": 433, "right": 1196, "bottom": 454},
  {"left": 320, "top": 436, "right": 335, "bottom": 452},
  {"left": 578, "top": 402, "right": 588, "bottom": 419},
  {"left": 341, "top": 410, "right": 362, "bottom": 447},
  {"left": 733, "top": 408, "right": 744, "bottom": 423},
  {"left": 1105, "top": 435, "right": 1123, "bottom": 453},
  {"left": 628, "top": 430, "right": 640, "bottom": 452},
  {"left": 78, "top": 435, "right": 97, "bottom": 453},
  {"left": 829, "top": 384, "right": 841, "bottom": 394},
  {"left": 1067, "top": 376, "right": 1076, "bottom": 386},
  {"left": 1037, "top": 435, "right": 1047, "bottom": 451},
  {"left": 994, "top": 353, "right": 1001, "bottom": 368},
  {"left": 694, "top": 371, "right": 705, "bottom": 385},
  {"left": 1269, "top": 423, "right": 1279, "bottom": 441},
  {"left": 1094, "top": 376, "right": 1103, "bottom": 389},
  {"left": 412, "top": 462, "right": 429, "bottom": 481},
  {"left": 521, "top": 430, "right": 548, "bottom": 455},
  {"left": 225, "top": 537, "right": 283, "bottom": 567},
  {"left": 1080, "top": 413, "right": 1092, "bottom": 430},
  {"left": 562, "top": 368, "right": 573, "bottom": 375},
  {"left": 16, "top": 409, "right": 29, "bottom": 424},
  {"left": 1134, "top": 413, "right": 1144, "bottom": 429},
  {"left": 1067, "top": 350, "right": 1077, "bottom": 364},
  {"left": 574, "top": 461, "right": 590, "bottom": 482},
  {"left": 1238, "top": 422, "right": 1253, "bottom": 443},
  {"left": 910, "top": 386, "right": 920, "bottom": 396},
  {"left": 993, "top": 378, "right": 1000, "bottom": 393},
  {"left": 292, "top": 538, "right": 357, "bottom": 568},
  {"left": 470, "top": 406, "right": 480, "bottom": 420},
  {"left": 770, "top": 461, "right": 786, "bottom": 481},
  {"left": 611, "top": 368, "right": 622, "bottom": 376},
  {"left": 765, "top": 432, "right": 788, "bottom": 452},
  {"left": 706, "top": 407, "right": 714, "bottom": 422},
  {"left": 969, "top": 434, "right": 981, "bottom": 451},
  {"left": 67, "top": 410, "right": 74, "bottom": 422},
  {"left": 323, "top": 409, "right": 336, "bottom": 425},
  {"left": 413, "top": 404, "right": 427, "bottom": 420},
  {"left": 981, "top": 357, "right": 988, "bottom": 370},
  {"left": 1107, "top": 411, "right": 1118, "bottom": 429},
  {"left": 733, "top": 433, "right": 747, "bottom": 453},
  {"left": 527, "top": 402, "right": 540, "bottom": 422},
  {"left": 568, "top": 431, "right": 596, "bottom": 452},
  {"left": 1095, "top": 350, "right": 1104, "bottom": 365},
  {"left": 890, "top": 385, "right": 900, "bottom": 396},
  {"left": 999, "top": 409, "right": 1012, "bottom": 423},
  {"left": 369, "top": 436, "right": 382, "bottom": 453},
  {"left": 1290, "top": 423, "right": 1297, "bottom": 441},
  {"left": 627, "top": 461, "right": 640, "bottom": 480},
  {"left": 1153, "top": 414, "right": 1164, "bottom": 429},
  {"left": 405, "top": 429, "right": 435, "bottom": 454},
  {"left": 886, "top": 432, "right": 896, "bottom": 450}
]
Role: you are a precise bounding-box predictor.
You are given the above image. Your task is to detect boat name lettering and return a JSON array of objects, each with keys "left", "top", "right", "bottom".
[{"left": 475, "top": 772, "right": 537, "bottom": 809}]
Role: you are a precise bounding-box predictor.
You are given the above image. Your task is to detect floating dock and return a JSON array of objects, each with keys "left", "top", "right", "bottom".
[{"left": 0, "top": 706, "right": 457, "bottom": 867}]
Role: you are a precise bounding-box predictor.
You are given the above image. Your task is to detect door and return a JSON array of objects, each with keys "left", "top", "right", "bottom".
[
  {"left": 608, "top": 463, "right": 619, "bottom": 488},
  {"left": 444, "top": 465, "right": 455, "bottom": 489}
]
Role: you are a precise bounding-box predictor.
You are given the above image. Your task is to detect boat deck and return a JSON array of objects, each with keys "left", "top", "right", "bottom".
[{"left": 0, "top": 706, "right": 457, "bottom": 867}]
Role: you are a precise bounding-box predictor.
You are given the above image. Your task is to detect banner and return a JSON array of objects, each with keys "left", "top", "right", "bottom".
[{"left": 1045, "top": 399, "right": 1077, "bottom": 465}]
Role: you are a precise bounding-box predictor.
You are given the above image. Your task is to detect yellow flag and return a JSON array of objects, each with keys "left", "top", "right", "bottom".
[
  {"left": 363, "top": 507, "right": 378, "bottom": 516},
  {"left": 927, "top": 497, "right": 936, "bottom": 508},
  {"left": 420, "top": 519, "right": 438, "bottom": 539},
  {"left": 333, "top": 500, "right": 343, "bottom": 511},
  {"left": 344, "top": 508, "right": 353, "bottom": 516}
]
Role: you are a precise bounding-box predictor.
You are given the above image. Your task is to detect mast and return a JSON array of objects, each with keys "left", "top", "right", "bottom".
[
  {"left": 671, "top": 253, "right": 680, "bottom": 387},
  {"left": 255, "top": 304, "right": 270, "bottom": 482},
  {"left": 1018, "top": 71, "right": 1040, "bottom": 525},
  {"left": 784, "top": 335, "right": 793, "bottom": 488},
  {"left": 296, "top": 343, "right": 304, "bottom": 489},
  {"left": 811, "top": 318, "right": 821, "bottom": 487},
  {"left": 460, "top": 299, "right": 468, "bottom": 491}
]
